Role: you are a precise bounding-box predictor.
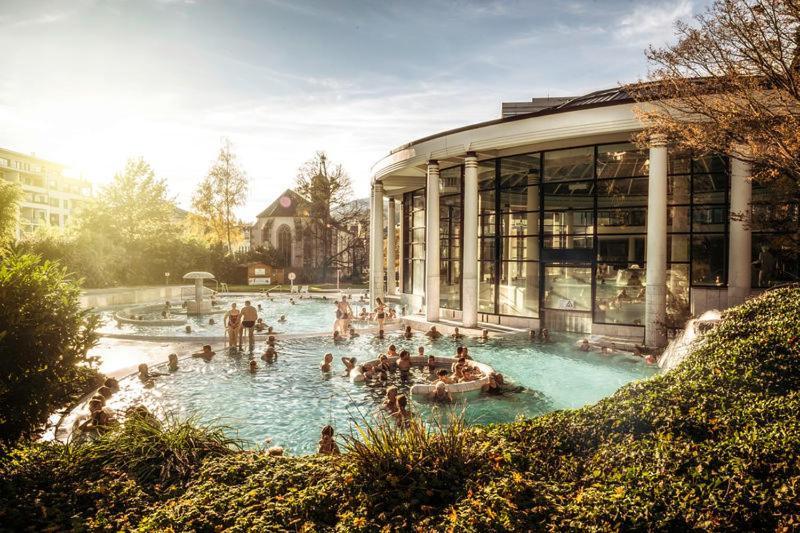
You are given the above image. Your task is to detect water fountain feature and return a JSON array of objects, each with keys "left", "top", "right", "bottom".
[
  {"left": 183, "top": 271, "right": 216, "bottom": 314},
  {"left": 658, "top": 309, "right": 722, "bottom": 371}
]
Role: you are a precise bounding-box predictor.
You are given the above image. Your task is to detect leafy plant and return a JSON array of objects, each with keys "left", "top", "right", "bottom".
[{"left": 0, "top": 252, "right": 100, "bottom": 442}]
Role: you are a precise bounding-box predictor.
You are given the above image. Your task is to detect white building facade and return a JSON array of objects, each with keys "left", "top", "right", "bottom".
[
  {"left": 0, "top": 147, "right": 92, "bottom": 238},
  {"left": 369, "top": 88, "right": 796, "bottom": 346}
]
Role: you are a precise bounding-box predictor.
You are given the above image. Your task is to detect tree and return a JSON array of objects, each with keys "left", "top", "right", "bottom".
[
  {"left": 0, "top": 253, "right": 101, "bottom": 441},
  {"left": 191, "top": 139, "right": 248, "bottom": 254},
  {"left": 294, "top": 152, "right": 367, "bottom": 282},
  {"left": 0, "top": 180, "right": 21, "bottom": 247},
  {"left": 79, "top": 157, "right": 179, "bottom": 243},
  {"left": 627, "top": 0, "right": 800, "bottom": 241}
]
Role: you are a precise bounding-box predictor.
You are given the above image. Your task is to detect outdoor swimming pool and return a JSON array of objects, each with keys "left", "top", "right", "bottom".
[
  {"left": 95, "top": 294, "right": 375, "bottom": 337},
  {"left": 97, "top": 333, "right": 657, "bottom": 454}
]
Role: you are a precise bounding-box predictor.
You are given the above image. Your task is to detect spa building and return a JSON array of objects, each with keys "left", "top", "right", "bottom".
[{"left": 368, "top": 87, "right": 796, "bottom": 346}]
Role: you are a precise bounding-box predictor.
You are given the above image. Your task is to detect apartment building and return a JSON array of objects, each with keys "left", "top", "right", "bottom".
[{"left": 0, "top": 147, "right": 92, "bottom": 238}]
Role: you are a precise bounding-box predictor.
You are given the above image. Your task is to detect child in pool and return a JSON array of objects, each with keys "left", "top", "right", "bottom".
[
  {"left": 435, "top": 368, "right": 453, "bottom": 384},
  {"left": 249, "top": 360, "right": 258, "bottom": 373},
  {"left": 387, "top": 344, "right": 398, "bottom": 357},
  {"left": 317, "top": 425, "right": 340, "bottom": 455},
  {"left": 168, "top": 353, "right": 179, "bottom": 371},
  {"left": 417, "top": 346, "right": 425, "bottom": 357}
]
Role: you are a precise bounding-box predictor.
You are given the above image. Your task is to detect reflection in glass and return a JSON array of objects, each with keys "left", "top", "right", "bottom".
[
  {"left": 543, "top": 180, "right": 594, "bottom": 210},
  {"left": 595, "top": 263, "right": 646, "bottom": 325},
  {"left": 691, "top": 234, "right": 726, "bottom": 285},
  {"left": 597, "top": 208, "right": 646, "bottom": 234},
  {"left": 751, "top": 234, "right": 800, "bottom": 287},
  {"left": 692, "top": 206, "right": 727, "bottom": 232},
  {"left": 479, "top": 261, "right": 496, "bottom": 313},
  {"left": 498, "top": 261, "right": 539, "bottom": 317},
  {"left": 667, "top": 264, "right": 690, "bottom": 328},
  {"left": 500, "top": 153, "right": 540, "bottom": 187},
  {"left": 544, "top": 265, "right": 592, "bottom": 310},
  {"left": 597, "top": 143, "right": 649, "bottom": 178},
  {"left": 596, "top": 178, "right": 648, "bottom": 207},
  {"left": 597, "top": 236, "right": 645, "bottom": 263},
  {"left": 667, "top": 235, "right": 690, "bottom": 262},
  {"left": 692, "top": 173, "right": 727, "bottom": 204},
  {"left": 543, "top": 147, "right": 594, "bottom": 182}
]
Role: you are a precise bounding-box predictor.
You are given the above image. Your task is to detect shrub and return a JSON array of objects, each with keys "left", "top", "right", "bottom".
[{"left": 0, "top": 253, "right": 100, "bottom": 442}]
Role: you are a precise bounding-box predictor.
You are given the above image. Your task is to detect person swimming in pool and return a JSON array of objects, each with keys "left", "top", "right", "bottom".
[
  {"left": 482, "top": 372, "right": 504, "bottom": 394},
  {"left": 429, "top": 381, "right": 453, "bottom": 403},
  {"left": 403, "top": 325, "right": 413, "bottom": 339},
  {"left": 192, "top": 344, "right": 215, "bottom": 361},
  {"left": 320, "top": 352, "right": 334, "bottom": 372},
  {"left": 255, "top": 318, "right": 266, "bottom": 332},
  {"left": 349, "top": 326, "right": 359, "bottom": 338},
  {"left": 425, "top": 326, "right": 442, "bottom": 339},
  {"left": 137, "top": 363, "right": 164, "bottom": 381},
  {"left": 342, "top": 356, "right": 357, "bottom": 374},
  {"left": 397, "top": 350, "right": 412, "bottom": 379},
  {"left": 278, "top": 315, "right": 287, "bottom": 323},
  {"left": 262, "top": 345, "right": 277, "bottom": 363},
  {"left": 317, "top": 425, "right": 340, "bottom": 455},
  {"left": 435, "top": 368, "right": 453, "bottom": 384},
  {"left": 391, "top": 395, "right": 412, "bottom": 427},
  {"left": 168, "top": 353, "right": 179, "bottom": 372},
  {"left": 387, "top": 344, "right": 398, "bottom": 358},
  {"left": 451, "top": 327, "right": 464, "bottom": 339},
  {"left": 426, "top": 355, "right": 437, "bottom": 373},
  {"left": 249, "top": 360, "right": 258, "bottom": 373},
  {"left": 383, "top": 386, "right": 399, "bottom": 414}
]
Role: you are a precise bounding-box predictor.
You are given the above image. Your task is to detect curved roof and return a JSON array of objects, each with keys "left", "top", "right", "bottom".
[{"left": 383, "top": 87, "right": 633, "bottom": 158}]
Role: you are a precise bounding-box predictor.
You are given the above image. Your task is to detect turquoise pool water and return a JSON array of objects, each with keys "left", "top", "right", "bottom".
[
  {"left": 104, "top": 332, "right": 657, "bottom": 454},
  {"left": 95, "top": 295, "right": 374, "bottom": 337}
]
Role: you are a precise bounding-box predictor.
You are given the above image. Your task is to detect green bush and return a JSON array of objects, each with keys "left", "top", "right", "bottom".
[
  {"left": 1, "top": 287, "right": 800, "bottom": 530},
  {"left": 0, "top": 253, "right": 100, "bottom": 442}
]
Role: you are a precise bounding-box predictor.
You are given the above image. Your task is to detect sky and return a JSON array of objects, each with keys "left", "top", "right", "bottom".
[{"left": 0, "top": 0, "right": 710, "bottom": 221}]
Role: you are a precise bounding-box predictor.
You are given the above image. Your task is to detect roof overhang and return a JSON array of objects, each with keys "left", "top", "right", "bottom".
[{"left": 372, "top": 101, "right": 645, "bottom": 197}]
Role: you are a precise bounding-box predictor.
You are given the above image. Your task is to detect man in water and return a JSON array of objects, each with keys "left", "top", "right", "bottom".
[{"left": 241, "top": 300, "right": 258, "bottom": 348}]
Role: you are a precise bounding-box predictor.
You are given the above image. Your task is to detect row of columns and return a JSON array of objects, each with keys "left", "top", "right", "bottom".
[{"left": 370, "top": 140, "right": 753, "bottom": 348}]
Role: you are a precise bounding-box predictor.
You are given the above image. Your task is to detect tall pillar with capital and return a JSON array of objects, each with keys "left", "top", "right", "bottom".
[
  {"left": 370, "top": 182, "right": 385, "bottom": 307},
  {"left": 425, "top": 161, "right": 441, "bottom": 321},
  {"left": 387, "top": 198, "right": 397, "bottom": 296},
  {"left": 645, "top": 134, "right": 668, "bottom": 348},
  {"left": 728, "top": 155, "right": 752, "bottom": 306},
  {"left": 462, "top": 153, "right": 479, "bottom": 327}
]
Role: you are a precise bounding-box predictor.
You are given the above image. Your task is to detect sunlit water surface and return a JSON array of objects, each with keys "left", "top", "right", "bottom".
[{"left": 104, "top": 333, "right": 657, "bottom": 454}]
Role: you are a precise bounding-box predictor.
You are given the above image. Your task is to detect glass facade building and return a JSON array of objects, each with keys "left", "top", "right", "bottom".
[{"left": 399, "top": 142, "right": 739, "bottom": 330}]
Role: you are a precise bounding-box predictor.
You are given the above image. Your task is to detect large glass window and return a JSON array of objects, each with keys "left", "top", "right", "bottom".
[
  {"left": 594, "top": 143, "right": 649, "bottom": 325},
  {"left": 439, "top": 166, "right": 462, "bottom": 309},
  {"left": 750, "top": 181, "right": 799, "bottom": 288},
  {"left": 402, "top": 189, "right": 425, "bottom": 295},
  {"left": 544, "top": 265, "right": 592, "bottom": 311}
]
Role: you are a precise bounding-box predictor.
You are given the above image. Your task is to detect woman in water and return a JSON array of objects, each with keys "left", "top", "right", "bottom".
[
  {"left": 224, "top": 303, "right": 243, "bottom": 349},
  {"left": 374, "top": 297, "right": 387, "bottom": 330},
  {"left": 403, "top": 325, "right": 413, "bottom": 339},
  {"left": 383, "top": 386, "right": 399, "bottom": 413}
]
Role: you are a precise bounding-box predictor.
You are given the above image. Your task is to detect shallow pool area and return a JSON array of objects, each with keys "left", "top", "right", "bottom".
[
  {"left": 96, "top": 332, "right": 658, "bottom": 454},
  {"left": 95, "top": 295, "right": 375, "bottom": 337}
]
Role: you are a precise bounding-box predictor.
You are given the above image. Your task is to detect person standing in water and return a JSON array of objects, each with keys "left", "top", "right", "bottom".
[
  {"left": 337, "top": 295, "right": 353, "bottom": 335},
  {"left": 241, "top": 300, "right": 258, "bottom": 348},
  {"left": 224, "top": 303, "right": 243, "bottom": 349},
  {"left": 374, "top": 297, "right": 387, "bottom": 331}
]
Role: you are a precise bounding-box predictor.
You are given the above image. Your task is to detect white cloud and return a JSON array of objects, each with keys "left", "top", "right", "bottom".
[{"left": 617, "top": 0, "right": 694, "bottom": 45}]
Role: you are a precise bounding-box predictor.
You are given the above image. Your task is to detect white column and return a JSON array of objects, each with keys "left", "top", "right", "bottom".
[
  {"left": 425, "top": 161, "right": 441, "bottom": 321},
  {"left": 398, "top": 198, "right": 405, "bottom": 294},
  {"left": 462, "top": 153, "right": 479, "bottom": 327},
  {"left": 645, "top": 135, "right": 668, "bottom": 348},
  {"left": 370, "top": 182, "right": 385, "bottom": 307},
  {"left": 386, "top": 198, "right": 397, "bottom": 296},
  {"left": 728, "top": 156, "right": 752, "bottom": 306},
  {"left": 368, "top": 185, "right": 376, "bottom": 306}
]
